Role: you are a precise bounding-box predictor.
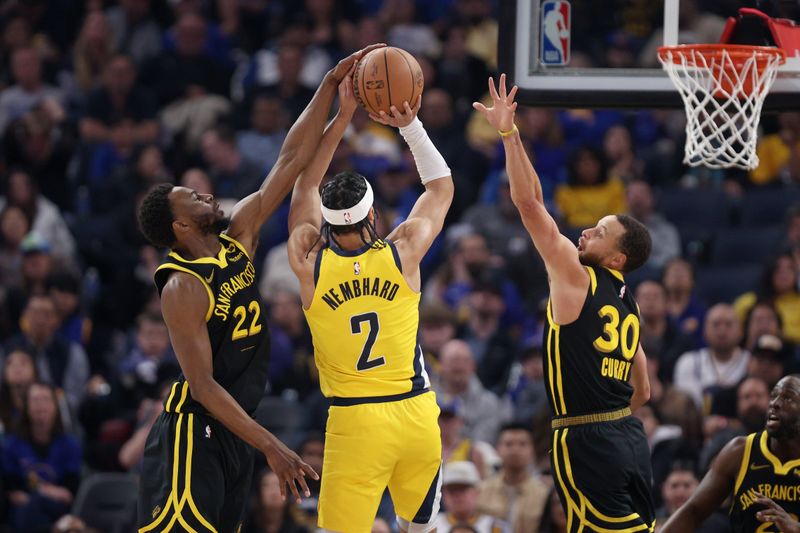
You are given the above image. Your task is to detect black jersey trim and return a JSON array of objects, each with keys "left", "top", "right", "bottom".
[
  {"left": 331, "top": 388, "right": 429, "bottom": 406},
  {"left": 328, "top": 241, "right": 378, "bottom": 257},
  {"left": 734, "top": 433, "right": 757, "bottom": 495},
  {"left": 220, "top": 232, "right": 251, "bottom": 260},
  {"left": 313, "top": 247, "right": 324, "bottom": 286},
  {"left": 155, "top": 264, "right": 215, "bottom": 322},
  {"left": 386, "top": 239, "right": 403, "bottom": 273}
]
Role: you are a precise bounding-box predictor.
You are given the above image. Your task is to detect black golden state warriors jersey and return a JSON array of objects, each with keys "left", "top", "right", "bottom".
[
  {"left": 731, "top": 431, "right": 800, "bottom": 533},
  {"left": 543, "top": 266, "right": 639, "bottom": 417},
  {"left": 154, "top": 233, "right": 269, "bottom": 416}
]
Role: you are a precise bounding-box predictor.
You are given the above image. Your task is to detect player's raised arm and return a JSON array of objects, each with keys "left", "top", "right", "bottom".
[
  {"left": 226, "top": 43, "right": 385, "bottom": 256},
  {"left": 288, "top": 74, "right": 357, "bottom": 252},
  {"left": 160, "top": 272, "right": 317, "bottom": 503},
  {"left": 473, "top": 75, "right": 587, "bottom": 296},
  {"left": 380, "top": 98, "right": 454, "bottom": 275},
  {"left": 660, "top": 437, "right": 745, "bottom": 532}
]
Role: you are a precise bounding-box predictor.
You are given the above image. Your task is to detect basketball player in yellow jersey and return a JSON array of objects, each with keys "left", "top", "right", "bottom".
[{"left": 287, "top": 73, "right": 453, "bottom": 533}]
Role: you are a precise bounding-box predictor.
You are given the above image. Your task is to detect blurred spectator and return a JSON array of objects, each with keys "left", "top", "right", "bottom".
[
  {"left": 636, "top": 280, "right": 695, "bottom": 385},
  {"left": 243, "top": 468, "right": 310, "bottom": 533},
  {"left": 79, "top": 54, "right": 158, "bottom": 146},
  {"left": 786, "top": 204, "right": 800, "bottom": 250},
  {"left": 746, "top": 334, "right": 790, "bottom": 389},
  {"left": 105, "top": 0, "right": 163, "bottom": 65},
  {"left": 742, "top": 300, "right": 783, "bottom": 353},
  {"left": 655, "top": 461, "right": 699, "bottom": 524},
  {"left": 478, "top": 424, "right": 549, "bottom": 532},
  {"left": 451, "top": 0, "right": 498, "bottom": 71},
  {"left": 673, "top": 304, "right": 750, "bottom": 412},
  {"left": 421, "top": 88, "right": 486, "bottom": 219},
  {"left": 662, "top": 258, "right": 706, "bottom": 343},
  {"left": 0, "top": 16, "right": 33, "bottom": 89},
  {"left": 733, "top": 253, "right": 800, "bottom": 344},
  {"left": 2, "top": 382, "right": 81, "bottom": 533},
  {"left": 236, "top": 94, "right": 288, "bottom": 175},
  {"left": 0, "top": 205, "right": 30, "bottom": 291},
  {"left": 0, "top": 168, "right": 77, "bottom": 265},
  {"left": 259, "top": 243, "right": 301, "bottom": 301},
  {"left": 554, "top": 146, "right": 627, "bottom": 229},
  {"left": 604, "top": 125, "right": 640, "bottom": 182},
  {"left": 535, "top": 488, "right": 568, "bottom": 533},
  {"left": 118, "top": 312, "right": 178, "bottom": 407},
  {"left": 47, "top": 271, "right": 88, "bottom": 347},
  {"left": 0, "top": 347, "right": 37, "bottom": 433},
  {"left": 419, "top": 303, "right": 458, "bottom": 379},
  {"left": 7, "top": 294, "right": 90, "bottom": 410},
  {"left": 268, "top": 290, "right": 316, "bottom": 399},
  {"left": 0, "top": 47, "right": 63, "bottom": 133},
  {"left": 626, "top": 180, "right": 681, "bottom": 271},
  {"left": 2, "top": 232, "right": 59, "bottom": 331},
  {"left": 438, "top": 399, "right": 485, "bottom": 472},
  {"left": 290, "top": 433, "right": 325, "bottom": 529},
  {"left": 558, "top": 106, "right": 624, "bottom": 153},
  {"left": 435, "top": 339, "right": 507, "bottom": 443},
  {"left": 750, "top": 112, "right": 800, "bottom": 186},
  {"left": 460, "top": 279, "right": 516, "bottom": 393},
  {"left": 117, "top": 382, "right": 169, "bottom": 471},
  {"left": 201, "top": 124, "right": 264, "bottom": 200},
  {"left": 62, "top": 12, "right": 115, "bottom": 104},
  {"left": 436, "top": 24, "right": 490, "bottom": 114},
  {"left": 505, "top": 341, "right": 548, "bottom": 425},
  {"left": 1, "top": 105, "right": 73, "bottom": 211},
  {"left": 382, "top": 0, "right": 441, "bottom": 58},
  {"left": 434, "top": 461, "right": 509, "bottom": 533}
]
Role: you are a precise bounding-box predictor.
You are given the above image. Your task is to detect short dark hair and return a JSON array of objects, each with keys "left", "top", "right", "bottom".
[
  {"left": 138, "top": 183, "right": 176, "bottom": 248},
  {"left": 319, "top": 171, "right": 378, "bottom": 242},
  {"left": 497, "top": 422, "right": 533, "bottom": 443},
  {"left": 616, "top": 214, "right": 652, "bottom": 273}
]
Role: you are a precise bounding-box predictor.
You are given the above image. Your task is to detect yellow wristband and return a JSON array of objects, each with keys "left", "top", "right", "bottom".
[{"left": 498, "top": 125, "right": 518, "bottom": 137}]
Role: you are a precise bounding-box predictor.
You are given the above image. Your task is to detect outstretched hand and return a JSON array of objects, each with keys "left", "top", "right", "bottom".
[
  {"left": 338, "top": 66, "right": 358, "bottom": 118},
  {"left": 755, "top": 494, "right": 800, "bottom": 532},
  {"left": 369, "top": 96, "right": 422, "bottom": 128},
  {"left": 472, "top": 73, "right": 518, "bottom": 133},
  {"left": 263, "top": 437, "right": 319, "bottom": 504},
  {"left": 330, "top": 43, "right": 386, "bottom": 83}
]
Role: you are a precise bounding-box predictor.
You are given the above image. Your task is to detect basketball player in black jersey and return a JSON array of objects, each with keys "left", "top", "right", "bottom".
[
  {"left": 662, "top": 375, "right": 800, "bottom": 533},
  {"left": 134, "top": 44, "right": 384, "bottom": 533},
  {"left": 474, "top": 75, "right": 655, "bottom": 532}
]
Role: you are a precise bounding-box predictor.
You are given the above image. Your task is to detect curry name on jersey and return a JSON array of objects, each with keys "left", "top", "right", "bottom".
[
  {"left": 543, "top": 266, "right": 640, "bottom": 417},
  {"left": 303, "top": 240, "right": 429, "bottom": 400},
  {"left": 732, "top": 431, "right": 800, "bottom": 533},
  {"left": 154, "top": 233, "right": 269, "bottom": 416}
]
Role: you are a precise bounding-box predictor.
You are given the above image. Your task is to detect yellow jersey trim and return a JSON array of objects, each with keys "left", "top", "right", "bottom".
[
  {"left": 734, "top": 433, "right": 756, "bottom": 494},
  {"left": 546, "top": 301, "right": 560, "bottom": 416},
  {"left": 607, "top": 268, "right": 625, "bottom": 282},
  {"left": 155, "top": 264, "right": 214, "bottom": 322},
  {"left": 164, "top": 382, "right": 179, "bottom": 412},
  {"left": 554, "top": 326, "right": 566, "bottom": 415},
  {"left": 586, "top": 266, "right": 598, "bottom": 295},
  {"left": 220, "top": 233, "right": 251, "bottom": 261},
  {"left": 168, "top": 240, "right": 229, "bottom": 268},
  {"left": 760, "top": 430, "right": 800, "bottom": 475}
]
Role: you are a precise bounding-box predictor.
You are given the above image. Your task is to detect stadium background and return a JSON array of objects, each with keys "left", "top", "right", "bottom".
[{"left": 0, "top": 0, "right": 797, "bottom": 531}]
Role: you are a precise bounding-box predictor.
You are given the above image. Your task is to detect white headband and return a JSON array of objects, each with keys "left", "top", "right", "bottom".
[{"left": 321, "top": 179, "right": 374, "bottom": 226}]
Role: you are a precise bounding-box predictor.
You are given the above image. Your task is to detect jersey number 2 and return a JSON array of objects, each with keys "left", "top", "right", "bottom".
[
  {"left": 232, "top": 300, "right": 262, "bottom": 340},
  {"left": 351, "top": 312, "right": 385, "bottom": 371}
]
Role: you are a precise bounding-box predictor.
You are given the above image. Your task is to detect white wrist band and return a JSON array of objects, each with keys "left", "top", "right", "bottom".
[{"left": 398, "top": 117, "right": 451, "bottom": 185}]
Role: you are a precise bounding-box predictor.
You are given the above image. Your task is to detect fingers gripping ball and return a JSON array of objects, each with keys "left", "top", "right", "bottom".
[{"left": 353, "top": 46, "right": 424, "bottom": 115}]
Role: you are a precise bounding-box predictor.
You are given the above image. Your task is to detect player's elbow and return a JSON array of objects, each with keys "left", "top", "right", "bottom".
[{"left": 510, "top": 193, "right": 540, "bottom": 217}]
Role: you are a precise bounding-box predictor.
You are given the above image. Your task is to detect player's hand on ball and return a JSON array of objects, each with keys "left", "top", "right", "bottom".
[
  {"left": 370, "top": 96, "right": 421, "bottom": 128},
  {"left": 263, "top": 437, "right": 319, "bottom": 503},
  {"left": 331, "top": 43, "right": 386, "bottom": 83},
  {"left": 755, "top": 494, "right": 800, "bottom": 532},
  {"left": 338, "top": 68, "right": 358, "bottom": 118},
  {"left": 473, "top": 73, "right": 519, "bottom": 133}
]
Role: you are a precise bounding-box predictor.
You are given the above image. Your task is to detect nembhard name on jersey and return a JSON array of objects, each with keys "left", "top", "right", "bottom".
[
  {"left": 213, "top": 262, "right": 257, "bottom": 319},
  {"left": 739, "top": 484, "right": 800, "bottom": 511},
  {"left": 321, "top": 277, "right": 400, "bottom": 311}
]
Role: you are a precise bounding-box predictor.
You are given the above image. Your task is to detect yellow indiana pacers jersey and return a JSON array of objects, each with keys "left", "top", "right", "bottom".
[{"left": 304, "top": 239, "right": 429, "bottom": 399}]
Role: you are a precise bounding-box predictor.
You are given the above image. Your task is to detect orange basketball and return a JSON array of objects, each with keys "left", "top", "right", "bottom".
[{"left": 353, "top": 46, "right": 424, "bottom": 116}]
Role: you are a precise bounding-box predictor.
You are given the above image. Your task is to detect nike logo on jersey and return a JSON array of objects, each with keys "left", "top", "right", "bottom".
[
  {"left": 751, "top": 462, "right": 771, "bottom": 471},
  {"left": 204, "top": 271, "right": 214, "bottom": 284}
]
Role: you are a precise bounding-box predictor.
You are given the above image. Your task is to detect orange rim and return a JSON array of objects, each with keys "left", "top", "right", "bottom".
[{"left": 658, "top": 44, "right": 786, "bottom": 68}]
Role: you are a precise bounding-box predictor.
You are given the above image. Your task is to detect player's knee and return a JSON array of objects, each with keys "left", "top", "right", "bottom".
[{"left": 396, "top": 516, "right": 437, "bottom": 533}]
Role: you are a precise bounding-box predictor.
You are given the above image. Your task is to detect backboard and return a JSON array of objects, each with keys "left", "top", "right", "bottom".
[{"left": 498, "top": 0, "right": 800, "bottom": 110}]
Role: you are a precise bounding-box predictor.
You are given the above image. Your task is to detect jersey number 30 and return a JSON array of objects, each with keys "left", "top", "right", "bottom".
[
  {"left": 593, "top": 305, "right": 639, "bottom": 360},
  {"left": 351, "top": 312, "right": 386, "bottom": 371}
]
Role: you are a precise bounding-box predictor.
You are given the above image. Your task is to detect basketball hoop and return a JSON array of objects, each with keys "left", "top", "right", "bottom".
[{"left": 658, "top": 44, "right": 786, "bottom": 170}]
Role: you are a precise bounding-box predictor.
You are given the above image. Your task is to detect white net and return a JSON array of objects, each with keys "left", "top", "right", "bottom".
[{"left": 658, "top": 45, "right": 785, "bottom": 170}]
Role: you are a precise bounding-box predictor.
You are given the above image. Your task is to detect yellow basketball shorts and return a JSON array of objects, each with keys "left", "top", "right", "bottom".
[{"left": 318, "top": 390, "right": 442, "bottom": 533}]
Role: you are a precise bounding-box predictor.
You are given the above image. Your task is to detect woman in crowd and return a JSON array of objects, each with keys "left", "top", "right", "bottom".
[
  {"left": 243, "top": 468, "right": 309, "bottom": 533},
  {"left": 0, "top": 347, "right": 37, "bottom": 433}
]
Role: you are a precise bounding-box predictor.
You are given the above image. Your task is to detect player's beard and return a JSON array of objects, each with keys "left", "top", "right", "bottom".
[
  {"left": 199, "top": 214, "right": 230, "bottom": 236},
  {"left": 578, "top": 250, "right": 601, "bottom": 268},
  {"left": 768, "top": 416, "right": 800, "bottom": 440}
]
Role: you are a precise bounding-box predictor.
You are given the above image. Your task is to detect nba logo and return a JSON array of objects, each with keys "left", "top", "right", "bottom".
[
  {"left": 354, "top": 262, "right": 361, "bottom": 275},
  {"left": 541, "top": 0, "right": 571, "bottom": 66}
]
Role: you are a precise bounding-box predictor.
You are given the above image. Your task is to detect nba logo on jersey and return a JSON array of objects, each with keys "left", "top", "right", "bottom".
[
  {"left": 205, "top": 425, "right": 212, "bottom": 439},
  {"left": 619, "top": 285, "right": 626, "bottom": 299},
  {"left": 354, "top": 261, "right": 361, "bottom": 275},
  {"left": 541, "top": 0, "right": 571, "bottom": 66}
]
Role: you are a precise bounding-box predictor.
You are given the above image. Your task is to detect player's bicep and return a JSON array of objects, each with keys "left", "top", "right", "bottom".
[{"left": 161, "top": 274, "right": 214, "bottom": 387}]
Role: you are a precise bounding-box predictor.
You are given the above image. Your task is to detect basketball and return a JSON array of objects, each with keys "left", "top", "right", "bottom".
[{"left": 353, "top": 46, "right": 424, "bottom": 116}]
